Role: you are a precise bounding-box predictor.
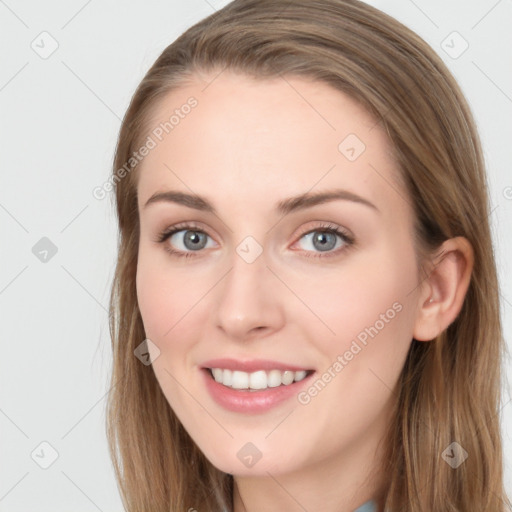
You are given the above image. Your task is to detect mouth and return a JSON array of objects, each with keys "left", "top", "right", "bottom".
[
  {"left": 204, "top": 367, "right": 315, "bottom": 392},
  {"left": 199, "top": 357, "right": 316, "bottom": 413}
]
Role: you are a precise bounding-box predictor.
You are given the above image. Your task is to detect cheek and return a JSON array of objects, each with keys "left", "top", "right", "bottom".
[
  {"left": 136, "top": 254, "right": 169, "bottom": 339},
  {"left": 136, "top": 246, "right": 201, "bottom": 340},
  {"left": 291, "top": 266, "right": 415, "bottom": 449},
  {"left": 136, "top": 245, "right": 193, "bottom": 349},
  {"left": 295, "top": 259, "right": 411, "bottom": 333},
  {"left": 290, "top": 245, "right": 417, "bottom": 374}
]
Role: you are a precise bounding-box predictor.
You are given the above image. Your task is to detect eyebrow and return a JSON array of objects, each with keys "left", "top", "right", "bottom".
[{"left": 143, "top": 188, "right": 379, "bottom": 215}]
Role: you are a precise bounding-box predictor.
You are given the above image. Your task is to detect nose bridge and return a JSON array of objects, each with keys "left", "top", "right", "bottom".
[{"left": 212, "top": 237, "right": 283, "bottom": 339}]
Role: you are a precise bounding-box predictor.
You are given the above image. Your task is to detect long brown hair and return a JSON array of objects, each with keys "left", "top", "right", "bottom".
[{"left": 106, "top": 1, "right": 511, "bottom": 510}]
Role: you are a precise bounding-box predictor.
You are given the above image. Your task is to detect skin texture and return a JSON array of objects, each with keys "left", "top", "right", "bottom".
[{"left": 135, "top": 71, "right": 473, "bottom": 512}]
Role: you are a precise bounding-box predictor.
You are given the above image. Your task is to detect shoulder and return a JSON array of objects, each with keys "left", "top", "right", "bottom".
[{"left": 354, "top": 500, "right": 378, "bottom": 512}]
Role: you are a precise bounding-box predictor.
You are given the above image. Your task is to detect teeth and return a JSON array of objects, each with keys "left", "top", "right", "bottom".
[
  {"left": 249, "top": 370, "right": 267, "bottom": 390},
  {"left": 282, "top": 370, "right": 295, "bottom": 385},
  {"left": 231, "top": 370, "right": 249, "bottom": 389},
  {"left": 210, "top": 368, "right": 309, "bottom": 390},
  {"left": 267, "top": 369, "right": 282, "bottom": 388}
]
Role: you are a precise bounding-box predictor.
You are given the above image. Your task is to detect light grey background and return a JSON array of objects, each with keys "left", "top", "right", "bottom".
[{"left": 0, "top": 0, "right": 510, "bottom": 510}]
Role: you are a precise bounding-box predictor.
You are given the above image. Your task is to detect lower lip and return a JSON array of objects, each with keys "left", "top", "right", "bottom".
[{"left": 201, "top": 369, "right": 314, "bottom": 414}]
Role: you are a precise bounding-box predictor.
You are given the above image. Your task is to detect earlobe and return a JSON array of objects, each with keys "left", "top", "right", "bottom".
[{"left": 413, "top": 237, "right": 474, "bottom": 342}]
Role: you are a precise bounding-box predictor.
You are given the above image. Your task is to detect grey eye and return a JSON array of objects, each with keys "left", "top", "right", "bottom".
[
  {"left": 170, "top": 230, "right": 212, "bottom": 251},
  {"left": 298, "top": 230, "right": 344, "bottom": 253}
]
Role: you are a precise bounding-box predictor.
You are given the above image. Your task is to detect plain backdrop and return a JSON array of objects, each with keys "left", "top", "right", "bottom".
[{"left": 0, "top": 0, "right": 511, "bottom": 510}]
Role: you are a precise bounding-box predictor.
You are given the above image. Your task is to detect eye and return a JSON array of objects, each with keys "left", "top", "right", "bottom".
[
  {"left": 293, "top": 222, "right": 354, "bottom": 258},
  {"left": 155, "top": 222, "right": 216, "bottom": 258},
  {"left": 155, "top": 221, "right": 354, "bottom": 259}
]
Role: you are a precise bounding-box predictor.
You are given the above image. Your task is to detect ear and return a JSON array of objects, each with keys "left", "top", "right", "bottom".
[{"left": 413, "top": 236, "right": 474, "bottom": 342}]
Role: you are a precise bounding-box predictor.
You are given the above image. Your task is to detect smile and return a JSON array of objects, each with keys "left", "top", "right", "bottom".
[
  {"left": 208, "top": 368, "right": 312, "bottom": 390},
  {"left": 200, "top": 358, "right": 316, "bottom": 413}
]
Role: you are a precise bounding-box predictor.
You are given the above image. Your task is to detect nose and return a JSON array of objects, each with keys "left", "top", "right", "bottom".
[{"left": 212, "top": 248, "right": 285, "bottom": 342}]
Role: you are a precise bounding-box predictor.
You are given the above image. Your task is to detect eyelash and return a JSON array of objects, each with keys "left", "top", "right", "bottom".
[{"left": 154, "top": 221, "right": 355, "bottom": 259}]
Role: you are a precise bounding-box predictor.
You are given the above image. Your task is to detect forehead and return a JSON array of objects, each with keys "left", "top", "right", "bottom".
[{"left": 136, "top": 71, "right": 407, "bottom": 219}]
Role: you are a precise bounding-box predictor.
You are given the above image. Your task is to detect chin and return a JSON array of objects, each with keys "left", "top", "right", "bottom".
[{"left": 196, "top": 437, "right": 299, "bottom": 477}]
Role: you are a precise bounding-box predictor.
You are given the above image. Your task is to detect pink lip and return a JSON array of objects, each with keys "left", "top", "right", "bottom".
[
  {"left": 201, "top": 357, "right": 312, "bottom": 373},
  {"left": 200, "top": 367, "right": 315, "bottom": 414}
]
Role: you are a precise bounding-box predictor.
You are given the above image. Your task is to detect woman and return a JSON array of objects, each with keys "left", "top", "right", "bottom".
[{"left": 106, "top": 1, "right": 511, "bottom": 510}]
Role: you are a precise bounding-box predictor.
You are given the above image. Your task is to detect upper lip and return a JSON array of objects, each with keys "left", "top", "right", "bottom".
[{"left": 201, "top": 358, "right": 314, "bottom": 373}]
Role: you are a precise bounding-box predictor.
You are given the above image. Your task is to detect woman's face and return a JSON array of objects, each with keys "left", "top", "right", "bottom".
[{"left": 136, "top": 71, "right": 423, "bottom": 478}]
